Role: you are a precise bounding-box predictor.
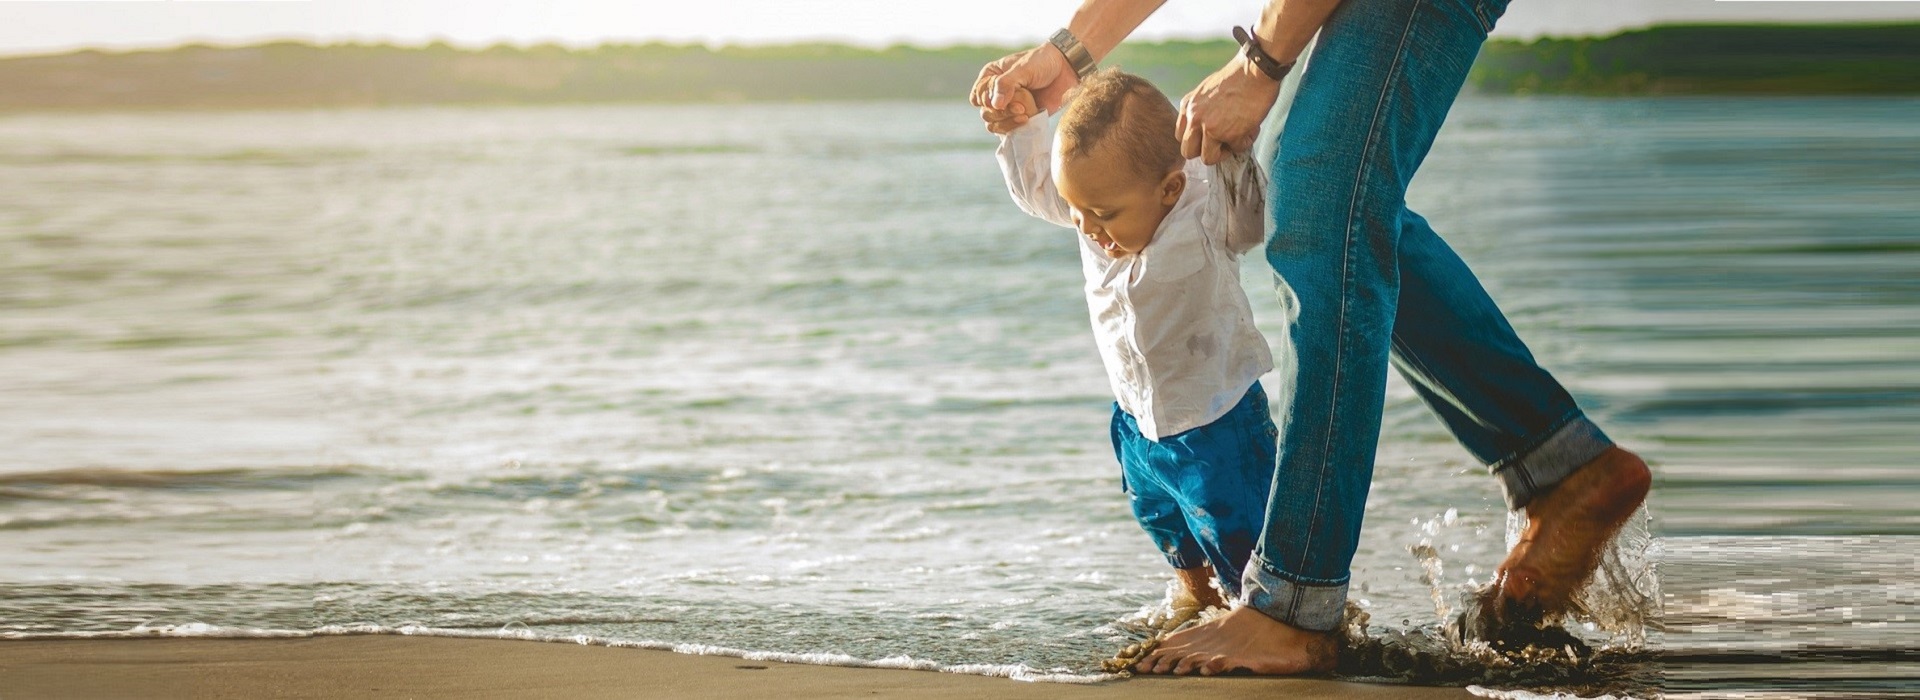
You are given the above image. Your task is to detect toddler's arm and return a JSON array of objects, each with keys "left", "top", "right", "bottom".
[
  {"left": 993, "top": 109, "right": 1076, "bottom": 229},
  {"left": 1211, "top": 149, "right": 1269, "bottom": 255}
]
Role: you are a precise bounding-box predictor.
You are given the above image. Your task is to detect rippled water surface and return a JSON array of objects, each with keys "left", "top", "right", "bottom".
[{"left": 1, "top": 98, "right": 1916, "bottom": 697}]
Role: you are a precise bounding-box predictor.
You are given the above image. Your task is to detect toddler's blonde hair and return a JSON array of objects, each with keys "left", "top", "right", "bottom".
[{"left": 1058, "top": 68, "right": 1184, "bottom": 182}]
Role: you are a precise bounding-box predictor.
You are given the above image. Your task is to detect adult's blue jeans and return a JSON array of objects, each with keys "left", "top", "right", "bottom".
[{"left": 1242, "top": 0, "right": 1616, "bottom": 632}]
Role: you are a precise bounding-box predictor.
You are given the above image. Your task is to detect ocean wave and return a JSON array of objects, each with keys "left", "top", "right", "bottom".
[
  {"left": 0, "top": 622, "right": 1110, "bottom": 684},
  {"left": 1466, "top": 686, "right": 1630, "bottom": 700},
  {"left": 0, "top": 466, "right": 376, "bottom": 492}
]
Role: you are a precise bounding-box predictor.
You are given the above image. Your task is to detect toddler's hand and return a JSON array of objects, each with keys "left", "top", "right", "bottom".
[{"left": 980, "top": 87, "right": 1039, "bottom": 135}]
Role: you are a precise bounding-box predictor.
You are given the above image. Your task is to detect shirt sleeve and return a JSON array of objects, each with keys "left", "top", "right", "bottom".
[
  {"left": 995, "top": 120, "right": 1075, "bottom": 229},
  {"left": 1209, "top": 149, "right": 1268, "bottom": 256}
]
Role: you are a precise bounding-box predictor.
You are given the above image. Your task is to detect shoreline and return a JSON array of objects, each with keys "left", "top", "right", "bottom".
[
  {"left": 0, "top": 92, "right": 1913, "bottom": 117},
  {"left": 0, "top": 635, "right": 1478, "bottom": 699}
]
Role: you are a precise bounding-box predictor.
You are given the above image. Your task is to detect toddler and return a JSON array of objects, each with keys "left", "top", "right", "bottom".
[{"left": 985, "top": 69, "right": 1280, "bottom": 613}]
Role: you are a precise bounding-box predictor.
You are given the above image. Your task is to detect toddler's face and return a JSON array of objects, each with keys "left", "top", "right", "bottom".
[{"left": 1054, "top": 145, "right": 1185, "bottom": 259}]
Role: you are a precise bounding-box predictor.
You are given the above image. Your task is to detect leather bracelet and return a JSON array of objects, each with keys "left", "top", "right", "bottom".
[
  {"left": 1233, "top": 25, "right": 1293, "bottom": 82},
  {"left": 1049, "top": 28, "right": 1098, "bottom": 81}
]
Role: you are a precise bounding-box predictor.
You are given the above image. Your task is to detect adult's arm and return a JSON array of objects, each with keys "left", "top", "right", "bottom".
[
  {"left": 1178, "top": 0, "right": 1344, "bottom": 164},
  {"left": 970, "top": 0, "right": 1168, "bottom": 131}
]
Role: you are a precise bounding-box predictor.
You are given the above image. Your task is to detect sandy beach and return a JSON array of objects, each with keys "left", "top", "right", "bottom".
[{"left": 0, "top": 636, "right": 1479, "bottom": 699}]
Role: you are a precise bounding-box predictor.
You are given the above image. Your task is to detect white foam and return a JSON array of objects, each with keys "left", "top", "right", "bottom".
[
  {"left": 0, "top": 623, "right": 1112, "bottom": 684},
  {"left": 1466, "top": 686, "right": 1637, "bottom": 700}
]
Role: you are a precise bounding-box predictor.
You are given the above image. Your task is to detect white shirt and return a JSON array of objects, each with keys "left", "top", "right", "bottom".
[{"left": 996, "top": 120, "right": 1274, "bottom": 440}]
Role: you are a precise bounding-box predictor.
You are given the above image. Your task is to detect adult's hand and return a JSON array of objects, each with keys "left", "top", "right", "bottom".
[
  {"left": 1177, "top": 56, "right": 1284, "bottom": 165},
  {"left": 970, "top": 45, "right": 1078, "bottom": 130},
  {"left": 981, "top": 88, "right": 1039, "bottom": 136}
]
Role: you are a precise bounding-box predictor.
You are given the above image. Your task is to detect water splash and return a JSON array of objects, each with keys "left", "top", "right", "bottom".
[
  {"left": 1398, "top": 506, "right": 1472, "bottom": 632},
  {"left": 1567, "top": 508, "right": 1661, "bottom": 647},
  {"left": 1095, "top": 518, "right": 1663, "bottom": 696},
  {"left": 1341, "top": 506, "right": 1663, "bottom": 696}
]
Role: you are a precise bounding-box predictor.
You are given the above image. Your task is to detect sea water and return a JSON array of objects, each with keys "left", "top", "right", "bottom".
[{"left": 1, "top": 98, "right": 1916, "bottom": 697}]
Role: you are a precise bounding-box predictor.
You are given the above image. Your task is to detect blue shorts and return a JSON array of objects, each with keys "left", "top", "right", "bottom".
[{"left": 1110, "top": 381, "right": 1279, "bottom": 598}]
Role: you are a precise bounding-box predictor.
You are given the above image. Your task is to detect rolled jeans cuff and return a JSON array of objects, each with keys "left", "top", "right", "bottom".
[
  {"left": 1491, "top": 412, "right": 1614, "bottom": 511},
  {"left": 1238, "top": 558, "right": 1347, "bottom": 632}
]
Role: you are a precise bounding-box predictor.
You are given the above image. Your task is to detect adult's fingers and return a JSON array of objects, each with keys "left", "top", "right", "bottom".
[
  {"left": 1232, "top": 130, "right": 1258, "bottom": 155},
  {"left": 970, "top": 65, "right": 996, "bottom": 107},
  {"left": 972, "top": 53, "right": 1018, "bottom": 108},
  {"left": 1175, "top": 94, "right": 1191, "bottom": 147},
  {"left": 1179, "top": 112, "right": 1205, "bottom": 160},
  {"left": 1200, "top": 134, "right": 1223, "bottom": 166},
  {"left": 988, "top": 69, "right": 1028, "bottom": 111}
]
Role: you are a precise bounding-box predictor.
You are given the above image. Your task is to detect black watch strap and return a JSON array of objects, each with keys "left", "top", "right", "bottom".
[{"left": 1233, "top": 25, "right": 1292, "bottom": 82}]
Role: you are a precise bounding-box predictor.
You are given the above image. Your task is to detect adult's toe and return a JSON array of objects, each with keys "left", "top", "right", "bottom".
[{"left": 1135, "top": 650, "right": 1174, "bottom": 675}]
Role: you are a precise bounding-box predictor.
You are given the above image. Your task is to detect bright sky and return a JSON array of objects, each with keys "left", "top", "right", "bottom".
[{"left": 2, "top": 0, "right": 1917, "bottom": 57}]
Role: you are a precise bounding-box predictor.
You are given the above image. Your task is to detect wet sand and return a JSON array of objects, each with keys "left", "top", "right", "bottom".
[{"left": 0, "top": 636, "right": 1478, "bottom": 699}]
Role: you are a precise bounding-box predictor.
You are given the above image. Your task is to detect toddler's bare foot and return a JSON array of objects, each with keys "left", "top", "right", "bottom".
[
  {"left": 1492, "top": 447, "right": 1651, "bottom": 623},
  {"left": 1175, "top": 565, "right": 1227, "bottom": 612},
  {"left": 1133, "top": 606, "right": 1337, "bottom": 676}
]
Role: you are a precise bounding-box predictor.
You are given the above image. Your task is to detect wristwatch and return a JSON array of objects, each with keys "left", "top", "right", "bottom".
[
  {"left": 1233, "top": 25, "right": 1293, "bottom": 82},
  {"left": 1049, "top": 28, "right": 1098, "bottom": 81}
]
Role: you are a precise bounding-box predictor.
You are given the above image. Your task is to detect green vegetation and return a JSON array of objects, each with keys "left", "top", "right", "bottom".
[
  {"left": 1471, "top": 23, "right": 1920, "bottom": 95},
  {"left": 1, "top": 23, "right": 1913, "bottom": 111}
]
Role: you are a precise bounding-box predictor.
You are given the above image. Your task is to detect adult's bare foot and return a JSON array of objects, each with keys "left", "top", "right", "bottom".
[
  {"left": 1492, "top": 446, "right": 1651, "bottom": 622},
  {"left": 1132, "top": 606, "right": 1337, "bottom": 676}
]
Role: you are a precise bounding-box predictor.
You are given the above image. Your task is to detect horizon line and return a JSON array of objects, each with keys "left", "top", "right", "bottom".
[{"left": 6, "top": 19, "right": 1913, "bottom": 61}]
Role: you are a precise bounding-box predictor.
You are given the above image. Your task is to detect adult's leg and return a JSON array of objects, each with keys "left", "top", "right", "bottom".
[
  {"left": 1240, "top": 0, "right": 1504, "bottom": 634},
  {"left": 1389, "top": 209, "right": 1612, "bottom": 510},
  {"left": 1391, "top": 209, "right": 1651, "bottom": 628},
  {"left": 1138, "top": 0, "right": 1522, "bottom": 676}
]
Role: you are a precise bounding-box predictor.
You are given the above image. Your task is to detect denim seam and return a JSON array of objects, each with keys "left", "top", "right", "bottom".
[
  {"left": 1388, "top": 333, "right": 1451, "bottom": 416},
  {"left": 1387, "top": 331, "right": 1479, "bottom": 434},
  {"left": 1244, "top": 566, "right": 1349, "bottom": 632},
  {"left": 1255, "top": 556, "right": 1350, "bottom": 587},
  {"left": 1470, "top": 0, "right": 1496, "bottom": 34},
  {"left": 1293, "top": 0, "right": 1425, "bottom": 582},
  {"left": 1487, "top": 408, "right": 1582, "bottom": 476},
  {"left": 1381, "top": 364, "right": 1598, "bottom": 491}
]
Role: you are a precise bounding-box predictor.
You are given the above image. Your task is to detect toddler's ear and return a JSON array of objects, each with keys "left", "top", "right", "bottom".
[{"left": 1159, "top": 169, "right": 1187, "bottom": 206}]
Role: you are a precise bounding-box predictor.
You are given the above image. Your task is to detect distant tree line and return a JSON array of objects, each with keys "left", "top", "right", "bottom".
[
  {"left": 1472, "top": 23, "right": 1920, "bottom": 94},
  {"left": 1, "top": 23, "right": 1914, "bottom": 111}
]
